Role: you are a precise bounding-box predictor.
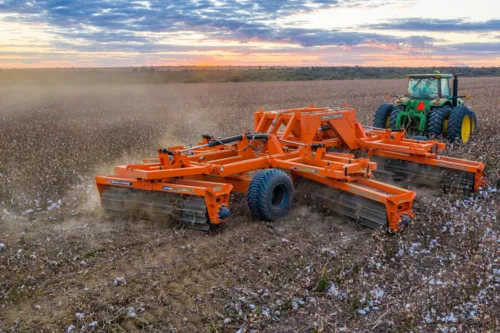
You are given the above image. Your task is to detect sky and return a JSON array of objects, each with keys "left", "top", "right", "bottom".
[{"left": 0, "top": 0, "right": 499, "bottom": 68}]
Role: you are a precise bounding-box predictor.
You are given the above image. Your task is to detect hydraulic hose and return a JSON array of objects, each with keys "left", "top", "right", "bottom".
[{"left": 208, "top": 133, "right": 269, "bottom": 147}]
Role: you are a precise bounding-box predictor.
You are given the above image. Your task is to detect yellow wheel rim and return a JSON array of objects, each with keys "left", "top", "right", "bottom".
[
  {"left": 461, "top": 115, "right": 471, "bottom": 143},
  {"left": 385, "top": 116, "right": 390, "bottom": 128},
  {"left": 443, "top": 118, "right": 448, "bottom": 134}
]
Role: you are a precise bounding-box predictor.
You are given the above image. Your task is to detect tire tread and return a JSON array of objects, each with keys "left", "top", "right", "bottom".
[
  {"left": 389, "top": 105, "right": 404, "bottom": 130},
  {"left": 246, "top": 169, "right": 294, "bottom": 221},
  {"left": 446, "top": 105, "right": 471, "bottom": 142},
  {"left": 373, "top": 104, "right": 393, "bottom": 129},
  {"left": 427, "top": 106, "right": 451, "bottom": 138}
]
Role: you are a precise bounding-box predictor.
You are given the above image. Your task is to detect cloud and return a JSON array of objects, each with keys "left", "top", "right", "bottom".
[
  {"left": 368, "top": 18, "right": 500, "bottom": 32},
  {"left": 0, "top": 0, "right": 431, "bottom": 50},
  {"left": 1, "top": 0, "right": 498, "bottom": 67},
  {"left": 0, "top": 0, "right": 340, "bottom": 31},
  {"left": 439, "top": 42, "right": 500, "bottom": 53}
]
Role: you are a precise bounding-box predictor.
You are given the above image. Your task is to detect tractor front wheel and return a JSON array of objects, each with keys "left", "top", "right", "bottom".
[
  {"left": 373, "top": 104, "right": 393, "bottom": 129},
  {"left": 447, "top": 106, "right": 473, "bottom": 143},
  {"left": 246, "top": 169, "right": 294, "bottom": 221},
  {"left": 427, "top": 106, "right": 451, "bottom": 139}
]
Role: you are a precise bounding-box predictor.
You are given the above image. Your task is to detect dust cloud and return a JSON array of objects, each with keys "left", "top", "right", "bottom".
[{"left": 0, "top": 84, "right": 255, "bottom": 225}]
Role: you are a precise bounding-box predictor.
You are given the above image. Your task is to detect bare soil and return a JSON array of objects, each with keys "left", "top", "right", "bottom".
[{"left": 1, "top": 78, "right": 499, "bottom": 332}]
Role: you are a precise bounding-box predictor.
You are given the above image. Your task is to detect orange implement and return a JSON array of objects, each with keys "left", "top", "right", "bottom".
[{"left": 96, "top": 106, "right": 485, "bottom": 231}]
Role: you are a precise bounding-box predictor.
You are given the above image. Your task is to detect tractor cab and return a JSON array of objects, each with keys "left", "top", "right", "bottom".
[{"left": 407, "top": 74, "right": 452, "bottom": 100}]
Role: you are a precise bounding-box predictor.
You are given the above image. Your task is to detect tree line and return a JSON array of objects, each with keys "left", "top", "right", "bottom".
[{"left": 1, "top": 66, "right": 499, "bottom": 85}]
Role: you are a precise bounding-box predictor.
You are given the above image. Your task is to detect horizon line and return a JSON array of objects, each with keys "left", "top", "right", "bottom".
[{"left": 3, "top": 65, "right": 500, "bottom": 70}]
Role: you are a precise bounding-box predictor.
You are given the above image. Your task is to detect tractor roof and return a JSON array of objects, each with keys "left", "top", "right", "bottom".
[{"left": 406, "top": 74, "right": 453, "bottom": 78}]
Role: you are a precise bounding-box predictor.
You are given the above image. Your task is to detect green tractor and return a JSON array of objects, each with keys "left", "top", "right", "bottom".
[{"left": 373, "top": 72, "right": 477, "bottom": 143}]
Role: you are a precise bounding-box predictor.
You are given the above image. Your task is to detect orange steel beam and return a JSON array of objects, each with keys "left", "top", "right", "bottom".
[{"left": 187, "top": 174, "right": 251, "bottom": 194}]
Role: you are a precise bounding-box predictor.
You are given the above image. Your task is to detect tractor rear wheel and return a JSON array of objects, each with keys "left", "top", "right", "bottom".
[
  {"left": 446, "top": 105, "right": 473, "bottom": 143},
  {"left": 389, "top": 105, "right": 404, "bottom": 130},
  {"left": 427, "top": 106, "right": 451, "bottom": 139},
  {"left": 373, "top": 104, "right": 393, "bottom": 129},
  {"left": 246, "top": 169, "right": 294, "bottom": 221}
]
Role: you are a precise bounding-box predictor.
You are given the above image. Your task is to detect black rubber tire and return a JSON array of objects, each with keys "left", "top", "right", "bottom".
[
  {"left": 447, "top": 105, "right": 473, "bottom": 143},
  {"left": 389, "top": 105, "right": 404, "bottom": 130},
  {"left": 469, "top": 110, "right": 478, "bottom": 134},
  {"left": 246, "top": 169, "right": 294, "bottom": 221},
  {"left": 373, "top": 104, "right": 393, "bottom": 129},
  {"left": 427, "top": 106, "right": 451, "bottom": 139},
  {"left": 409, "top": 135, "right": 428, "bottom": 141}
]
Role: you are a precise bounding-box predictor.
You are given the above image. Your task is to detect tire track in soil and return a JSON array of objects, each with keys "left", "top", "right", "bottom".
[{"left": 1, "top": 201, "right": 371, "bottom": 331}]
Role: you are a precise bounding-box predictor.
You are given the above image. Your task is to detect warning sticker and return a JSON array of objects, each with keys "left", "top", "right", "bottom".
[
  {"left": 107, "top": 180, "right": 132, "bottom": 186},
  {"left": 321, "top": 114, "right": 343, "bottom": 120},
  {"left": 162, "top": 186, "right": 195, "bottom": 194},
  {"left": 292, "top": 166, "right": 319, "bottom": 174},
  {"left": 212, "top": 186, "right": 223, "bottom": 192}
]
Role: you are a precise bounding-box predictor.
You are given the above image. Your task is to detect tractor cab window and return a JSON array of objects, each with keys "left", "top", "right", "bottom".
[
  {"left": 408, "top": 77, "right": 439, "bottom": 99},
  {"left": 441, "top": 78, "right": 451, "bottom": 97}
]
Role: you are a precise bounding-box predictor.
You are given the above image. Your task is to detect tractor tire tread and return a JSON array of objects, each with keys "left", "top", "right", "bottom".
[
  {"left": 373, "top": 104, "right": 393, "bottom": 129},
  {"left": 246, "top": 169, "right": 294, "bottom": 222},
  {"left": 389, "top": 105, "right": 404, "bottom": 130},
  {"left": 427, "top": 106, "right": 451, "bottom": 139},
  {"left": 447, "top": 105, "right": 472, "bottom": 143}
]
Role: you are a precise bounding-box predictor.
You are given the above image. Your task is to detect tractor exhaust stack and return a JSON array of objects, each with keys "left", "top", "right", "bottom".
[{"left": 452, "top": 73, "right": 460, "bottom": 107}]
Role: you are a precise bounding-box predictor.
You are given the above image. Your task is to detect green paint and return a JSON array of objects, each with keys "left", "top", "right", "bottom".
[{"left": 391, "top": 74, "right": 463, "bottom": 134}]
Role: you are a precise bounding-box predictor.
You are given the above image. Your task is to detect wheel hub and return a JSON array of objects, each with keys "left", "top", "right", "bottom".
[
  {"left": 271, "top": 184, "right": 286, "bottom": 207},
  {"left": 461, "top": 115, "right": 471, "bottom": 143}
]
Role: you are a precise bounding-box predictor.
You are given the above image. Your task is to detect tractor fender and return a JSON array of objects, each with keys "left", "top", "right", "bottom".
[
  {"left": 430, "top": 98, "right": 452, "bottom": 108},
  {"left": 396, "top": 97, "right": 410, "bottom": 106}
]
